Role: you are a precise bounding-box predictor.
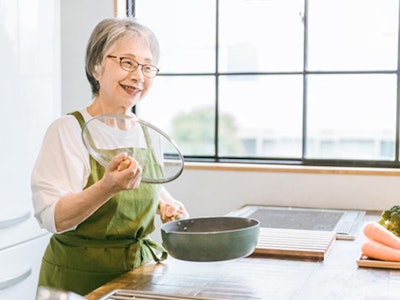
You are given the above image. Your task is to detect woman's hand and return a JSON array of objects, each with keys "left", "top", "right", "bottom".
[
  {"left": 158, "top": 199, "right": 189, "bottom": 223},
  {"left": 54, "top": 153, "right": 142, "bottom": 233},
  {"left": 100, "top": 153, "right": 143, "bottom": 193}
]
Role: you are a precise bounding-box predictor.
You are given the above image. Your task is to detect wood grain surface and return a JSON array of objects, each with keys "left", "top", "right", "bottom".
[{"left": 254, "top": 228, "right": 336, "bottom": 260}]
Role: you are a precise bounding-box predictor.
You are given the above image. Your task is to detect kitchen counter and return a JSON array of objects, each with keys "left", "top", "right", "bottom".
[{"left": 86, "top": 213, "right": 400, "bottom": 300}]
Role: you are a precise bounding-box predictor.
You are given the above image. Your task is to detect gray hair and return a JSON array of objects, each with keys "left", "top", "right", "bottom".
[{"left": 85, "top": 18, "right": 160, "bottom": 97}]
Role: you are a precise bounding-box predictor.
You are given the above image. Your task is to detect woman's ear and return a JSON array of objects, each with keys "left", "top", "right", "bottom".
[{"left": 93, "top": 65, "right": 102, "bottom": 79}]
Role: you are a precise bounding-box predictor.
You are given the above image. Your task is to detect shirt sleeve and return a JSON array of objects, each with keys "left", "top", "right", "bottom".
[{"left": 31, "top": 114, "right": 91, "bottom": 233}]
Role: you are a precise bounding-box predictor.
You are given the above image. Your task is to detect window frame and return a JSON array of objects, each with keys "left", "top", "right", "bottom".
[{"left": 132, "top": 0, "right": 400, "bottom": 169}]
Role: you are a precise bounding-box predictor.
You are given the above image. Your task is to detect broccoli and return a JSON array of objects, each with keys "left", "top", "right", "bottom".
[{"left": 378, "top": 205, "right": 400, "bottom": 236}]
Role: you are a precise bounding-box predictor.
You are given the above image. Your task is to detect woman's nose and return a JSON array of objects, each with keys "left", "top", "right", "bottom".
[{"left": 130, "top": 65, "right": 145, "bottom": 81}]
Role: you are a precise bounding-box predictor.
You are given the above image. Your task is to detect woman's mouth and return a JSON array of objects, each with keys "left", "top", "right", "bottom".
[{"left": 120, "top": 84, "right": 142, "bottom": 96}]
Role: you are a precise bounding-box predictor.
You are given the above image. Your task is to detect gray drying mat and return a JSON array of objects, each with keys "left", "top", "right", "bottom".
[
  {"left": 248, "top": 209, "right": 342, "bottom": 231},
  {"left": 229, "top": 206, "right": 365, "bottom": 240}
]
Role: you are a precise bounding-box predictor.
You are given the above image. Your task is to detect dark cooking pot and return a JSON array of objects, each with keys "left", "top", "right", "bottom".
[{"left": 161, "top": 216, "right": 260, "bottom": 262}]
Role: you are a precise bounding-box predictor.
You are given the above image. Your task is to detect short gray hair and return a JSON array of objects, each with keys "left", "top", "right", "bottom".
[{"left": 85, "top": 18, "right": 160, "bottom": 97}]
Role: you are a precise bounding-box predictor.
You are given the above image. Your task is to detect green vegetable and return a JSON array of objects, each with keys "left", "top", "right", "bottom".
[{"left": 378, "top": 205, "right": 400, "bottom": 237}]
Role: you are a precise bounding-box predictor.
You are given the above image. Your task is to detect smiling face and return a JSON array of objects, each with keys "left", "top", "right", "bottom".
[{"left": 90, "top": 36, "right": 156, "bottom": 115}]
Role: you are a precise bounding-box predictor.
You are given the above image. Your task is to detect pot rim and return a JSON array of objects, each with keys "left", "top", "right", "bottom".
[{"left": 161, "top": 216, "right": 260, "bottom": 235}]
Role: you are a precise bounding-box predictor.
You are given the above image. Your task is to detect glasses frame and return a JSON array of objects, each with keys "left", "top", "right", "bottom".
[{"left": 106, "top": 55, "right": 159, "bottom": 78}]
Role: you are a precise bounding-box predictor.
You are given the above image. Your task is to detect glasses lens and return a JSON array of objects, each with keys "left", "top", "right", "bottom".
[
  {"left": 119, "top": 57, "right": 158, "bottom": 78},
  {"left": 120, "top": 58, "right": 138, "bottom": 72},
  {"left": 143, "top": 65, "right": 158, "bottom": 78}
]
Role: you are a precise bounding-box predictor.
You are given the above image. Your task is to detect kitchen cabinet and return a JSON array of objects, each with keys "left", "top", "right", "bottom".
[{"left": 0, "top": 226, "right": 50, "bottom": 299}]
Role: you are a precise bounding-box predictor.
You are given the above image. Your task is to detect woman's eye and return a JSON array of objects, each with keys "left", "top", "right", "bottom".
[{"left": 123, "top": 61, "right": 134, "bottom": 67}]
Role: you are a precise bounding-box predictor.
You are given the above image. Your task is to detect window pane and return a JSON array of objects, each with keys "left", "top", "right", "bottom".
[
  {"left": 219, "top": 75, "right": 303, "bottom": 158},
  {"left": 136, "top": 76, "right": 216, "bottom": 156},
  {"left": 219, "top": 0, "right": 305, "bottom": 73},
  {"left": 307, "top": 0, "right": 399, "bottom": 71},
  {"left": 306, "top": 74, "right": 397, "bottom": 160},
  {"left": 135, "top": 0, "right": 216, "bottom": 73}
]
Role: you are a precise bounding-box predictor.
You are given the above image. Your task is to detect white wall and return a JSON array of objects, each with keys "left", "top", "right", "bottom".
[
  {"left": 164, "top": 168, "right": 400, "bottom": 216},
  {"left": 61, "top": 0, "right": 114, "bottom": 114}
]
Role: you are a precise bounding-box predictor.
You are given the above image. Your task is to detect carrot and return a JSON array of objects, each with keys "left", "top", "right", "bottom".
[
  {"left": 363, "top": 221, "right": 400, "bottom": 250},
  {"left": 361, "top": 238, "right": 400, "bottom": 262}
]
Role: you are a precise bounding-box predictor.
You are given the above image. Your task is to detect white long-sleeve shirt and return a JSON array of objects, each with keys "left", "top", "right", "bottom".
[
  {"left": 31, "top": 109, "right": 94, "bottom": 233},
  {"left": 31, "top": 108, "right": 179, "bottom": 233}
]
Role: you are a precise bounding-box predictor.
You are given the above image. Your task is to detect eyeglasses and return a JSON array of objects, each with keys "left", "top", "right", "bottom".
[{"left": 106, "top": 55, "right": 159, "bottom": 78}]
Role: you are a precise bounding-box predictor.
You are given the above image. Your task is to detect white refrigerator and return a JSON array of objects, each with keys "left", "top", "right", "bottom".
[{"left": 0, "top": 0, "right": 60, "bottom": 298}]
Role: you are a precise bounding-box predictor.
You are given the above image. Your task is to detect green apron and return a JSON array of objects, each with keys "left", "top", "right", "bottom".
[{"left": 38, "top": 111, "right": 167, "bottom": 296}]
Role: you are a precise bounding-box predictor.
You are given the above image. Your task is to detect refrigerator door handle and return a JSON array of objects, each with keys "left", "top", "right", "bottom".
[
  {"left": 0, "top": 211, "right": 31, "bottom": 229},
  {"left": 0, "top": 268, "right": 32, "bottom": 290}
]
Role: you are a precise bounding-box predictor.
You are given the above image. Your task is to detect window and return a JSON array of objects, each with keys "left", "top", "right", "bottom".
[{"left": 134, "top": 0, "right": 400, "bottom": 168}]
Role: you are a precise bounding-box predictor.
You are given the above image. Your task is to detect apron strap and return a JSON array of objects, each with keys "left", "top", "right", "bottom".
[
  {"left": 56, "top": 234, "right": 168, "bottom": 266},
  {"left": 142, "top": 238, "right": 168, "bottom": 263},
  {"left": 68, "top": 111, "right": 85, "bottom": 128}
]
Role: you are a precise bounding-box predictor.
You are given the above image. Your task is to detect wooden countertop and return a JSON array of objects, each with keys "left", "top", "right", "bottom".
[{"left": 86, "top": 213, "right": 400, "bottom": 300}]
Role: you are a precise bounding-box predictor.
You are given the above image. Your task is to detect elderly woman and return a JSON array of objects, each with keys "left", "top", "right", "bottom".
[{"left": 31, "top": 18, "right": 188, "bottom": 295}]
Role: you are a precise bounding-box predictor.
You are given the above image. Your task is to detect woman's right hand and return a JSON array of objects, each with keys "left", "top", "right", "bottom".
[
  {"left": 100, "top": 153, "right": 143, "bottom": 193},
  {"left": 53, "top": 153, "right": 142, "bottom": 232}
]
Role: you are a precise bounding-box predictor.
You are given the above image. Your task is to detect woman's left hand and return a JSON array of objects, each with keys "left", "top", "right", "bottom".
[{"left": 158, "top": 199, "right": 189, "bottom": 223}]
